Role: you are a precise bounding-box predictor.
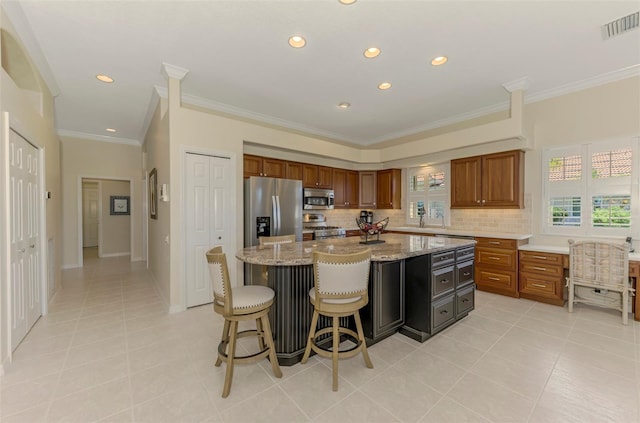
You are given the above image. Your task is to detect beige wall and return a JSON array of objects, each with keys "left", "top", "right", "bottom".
[
  {"left": 100, "top": 180, "right": 131, "bottom": 256},
  {"left": 1, "top": 8, "right": 62, "bottom": 367},
  {"left": 60, "top": 136, "right": 143, "bottom": 267},
  {"left": 143, "top": 99, "right": 171, "bottom": 307}
]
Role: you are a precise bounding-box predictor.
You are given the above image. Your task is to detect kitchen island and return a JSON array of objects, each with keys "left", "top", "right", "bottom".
[{"left": 236, "top": 234, "right": 476, "bottom": 365}]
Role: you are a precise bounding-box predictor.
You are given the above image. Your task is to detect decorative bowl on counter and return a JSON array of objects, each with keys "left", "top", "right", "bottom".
[{"left": 356, "top": 217, "right": 389, "bottom": 244}]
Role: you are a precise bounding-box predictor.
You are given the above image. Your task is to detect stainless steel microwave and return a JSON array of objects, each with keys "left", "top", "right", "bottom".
[{"left": 303, "top": 188, "right": 334, "bottom": 210}]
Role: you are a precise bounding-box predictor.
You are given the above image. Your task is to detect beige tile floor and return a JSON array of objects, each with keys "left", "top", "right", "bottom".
[{"left": 2, "top": 248, "right": 640, "bottom": 422}]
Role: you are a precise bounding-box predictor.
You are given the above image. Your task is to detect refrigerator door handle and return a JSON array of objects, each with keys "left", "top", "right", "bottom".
[
  {"left": 275, "top": 195, "right": 282, "bottom": 235},
  {"left": 272, "top": 195, "right": 278, "bottom": 235}
]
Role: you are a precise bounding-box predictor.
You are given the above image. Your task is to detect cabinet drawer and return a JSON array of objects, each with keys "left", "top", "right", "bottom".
[
  {"left": 457, "top": 247, "right": 475, "bottom": 262},
  {"left": 432, "top": 295, "right": 455, "bottom": 331},
  {"left": 519, "top": 272, "right": 563, "bottom": 300},
  {"left": 519, "top": 262, "right": 563, "bottom": 278},
  {"left": 475, "top": 238, "right": 517, "bottom": 249},
  {"left": 432, "top": 266, "right": 455, "bottom": 298},
  {"left": 432, "top": 250, "right": 455, "bottom": 268},
  {"left": 476, "top": 269, "right": 517, "bottom": 291},
  {"left": 457, "top": 260, "right": 474, "bottom": 287},
  {"left": 456, "top": 285, "right": 475, "bottom": 317},
  {"left": 476, "top": 248, "right": 516, "bottom": 269},
  {"left": 519, "top": 250, "right": 563, "bottom": 266}
]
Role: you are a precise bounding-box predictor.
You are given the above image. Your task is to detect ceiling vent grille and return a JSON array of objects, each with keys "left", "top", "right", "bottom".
[{"left": 601, "top": 11, "right": 639, "bottom": 40}]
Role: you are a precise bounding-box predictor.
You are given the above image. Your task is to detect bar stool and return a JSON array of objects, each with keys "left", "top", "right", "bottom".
[
  {"left": 301, "top": 248, "right": 373, "bottom": 391},
  {"left": 206, "top": 246, "right": 282, "bottom": 398},
  {"left": 259, "top": 234, "right": 296, "bottom": 245}
]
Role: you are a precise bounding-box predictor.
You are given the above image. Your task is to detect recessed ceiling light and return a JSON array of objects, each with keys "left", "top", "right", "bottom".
[
  {"left": 105, "top": 128, "right": 116, "bottom": 132},
  {"left": 338, "top": 0, "right": 357, "bottom": 4},
  {"left": 364, "top": 47, "right": 381, "bottom": 59},
  {"left": 96, "top": 74, "right": 114, "bottom": 83},
  {"left": 431, "top": 56, "right": 448, "bottom": 66},
  {"left": 338, "top": 102, "right": 351, "bottom": 109},
  {"left": 288, "top": 35, "right": 306, "bottom": 48},
  {"left": 378, "top": 82, "right": 392, "bottom": 90}
]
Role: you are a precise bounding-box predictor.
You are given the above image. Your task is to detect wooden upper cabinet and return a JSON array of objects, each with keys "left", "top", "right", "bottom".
[
  {"left": 333, "top": 169, "right": 359, "bottom": 208},
  {"left": 451, "top": 150, "right": 524, "bottom": 209},
  {"left": 243, "top": 154, "right": 286, "bottom": 179},
  {"left": 450, "top": 156, "right": 482, "bottom": 207},
  {"left": 376, "top": 169, "right": 402, "bottom": 209},
  {"left": 285, "top": 161, "right": 303, "bottom": 180},
  {"left": 359, "top": 171, "right": 377, "bottom": 208},
  {"left": 302, "top": 164, "right": 332, "bottom": 188}
]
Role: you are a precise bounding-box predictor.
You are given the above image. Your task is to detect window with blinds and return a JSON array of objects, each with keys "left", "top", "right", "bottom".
[
  {"left": 543, "top": 138, "right": 638, "bottom": 237},
  {"left": 407, "top": 163, "right": 450, "bottom": 226}
]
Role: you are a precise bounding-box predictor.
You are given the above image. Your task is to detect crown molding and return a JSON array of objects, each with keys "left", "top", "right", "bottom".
[
  {"left": 161, "top": 63, "right": 189, "bottom": 81},
  {"left": 57, "top": 129, "right": 141, "bottom": 146},
  {"left": 502, "top": 76, "right": 530, "bottom": 92},
  {"left": 2, "top": 2, "right": 60, "bottom": 97},
  {"left": 138, "top": 86, "right": 162, "bottom": 142},
  {"left": 525, "top": 64, "right": 640, "bottom": 104}
]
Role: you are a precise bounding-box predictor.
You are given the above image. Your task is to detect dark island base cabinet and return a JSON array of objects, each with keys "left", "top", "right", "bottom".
[
  {"left": 361, "top": 260, "right": 405, "bottom": 344},
  {"left": 400, "top": 246, "right": 476, "bottom": 343}
]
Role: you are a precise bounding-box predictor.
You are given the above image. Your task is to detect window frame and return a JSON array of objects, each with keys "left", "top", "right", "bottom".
[
  {"left": 406, "top": 162, "right": 450, "bottom": 227},
  {"left": 542, "top": 137, "right": 640, "bottom": 239}
]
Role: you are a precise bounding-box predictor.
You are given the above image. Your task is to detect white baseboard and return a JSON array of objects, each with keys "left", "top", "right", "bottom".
[
  {"left": 131, "top": 256, "right": 144, "bottom": 262},
  {"left": 61, "top": 264, "right": 81, "bottom": 270},
  {"left": 98, "top": 252, "right": 130, "bottom": 258},
  {"left": 169, "top": 304, "right": 184, "bottom": 314}
]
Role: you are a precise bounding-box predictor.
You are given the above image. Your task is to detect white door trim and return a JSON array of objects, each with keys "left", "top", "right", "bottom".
[
  {"left": 76, "top": 175, "right": 134, "bottom": 267},
  {"left": 180, "top": 145, "right": 237, "bottom": 310}
]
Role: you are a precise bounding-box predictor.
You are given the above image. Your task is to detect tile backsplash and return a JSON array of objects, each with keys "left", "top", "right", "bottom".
[{"left": 324, "top": 194, "right": 532, "bottom": 234}]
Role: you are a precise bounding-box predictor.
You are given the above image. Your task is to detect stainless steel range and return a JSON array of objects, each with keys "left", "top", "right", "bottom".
[{"left": 303, "top": 213, "right": 346, "bottom": 240}]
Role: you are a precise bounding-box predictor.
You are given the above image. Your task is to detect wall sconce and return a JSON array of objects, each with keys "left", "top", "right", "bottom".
[{"left": 160, "top": 183, "right": 169, "bottom": 202}]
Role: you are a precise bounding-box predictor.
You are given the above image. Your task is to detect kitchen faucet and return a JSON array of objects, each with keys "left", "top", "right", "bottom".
[{"left": 439, "top": 211, "right": 445, "bottom": 228}]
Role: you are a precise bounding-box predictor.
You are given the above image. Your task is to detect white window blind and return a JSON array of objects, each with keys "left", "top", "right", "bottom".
[{"left": 407, "top": 163, "right": 450, "bottom": 226}]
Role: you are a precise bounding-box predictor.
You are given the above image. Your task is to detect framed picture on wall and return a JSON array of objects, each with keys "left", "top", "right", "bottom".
[
  {"left": 149, "top": 168, "right": 158, "bottom": 220},
  {"left": 110, "top": 196, "right": 130, "bottom": 215}
]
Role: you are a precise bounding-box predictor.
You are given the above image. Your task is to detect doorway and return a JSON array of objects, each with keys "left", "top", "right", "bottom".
[{"left": 79, "top": 177, "right": 132, "bottom": 265}]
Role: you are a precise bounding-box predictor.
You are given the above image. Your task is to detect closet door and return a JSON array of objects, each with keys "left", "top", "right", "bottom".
[
  {"left": 10, "top": 129, "right": 42, "bottom": 350},
  {"left": 185, "top": 153, "right": 233, "bottom": 307}
]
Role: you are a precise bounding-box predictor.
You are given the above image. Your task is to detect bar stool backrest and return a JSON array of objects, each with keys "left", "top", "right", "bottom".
[{"left": 206, "top": 246, "right": 233, "bottom": 316}]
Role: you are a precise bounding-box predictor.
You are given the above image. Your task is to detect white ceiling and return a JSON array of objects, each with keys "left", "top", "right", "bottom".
[{"left": 4, "top": 0, "right": 640, "bottom": 147}]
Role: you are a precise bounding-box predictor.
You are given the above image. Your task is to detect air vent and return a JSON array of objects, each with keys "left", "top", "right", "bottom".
[{"left": 601, "top": 11, "right": 639, "bottom": 40}]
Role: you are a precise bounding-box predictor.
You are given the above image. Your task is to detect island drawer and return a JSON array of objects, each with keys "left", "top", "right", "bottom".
[
  {"left": 432, "top": 250, "right": 455, "bottom": 268},
  {"left": 457, "top": 260, "right": 474, "bottom": 288},
  {"left": 431, "top": 295, "right": 455, "bottom": 332},
  {"left": 456, "top": 247, "right": 475, "bottom": 262},
  {"left": 432, "top": 265, "right": 455, "bottom": 298},
  {"left": 456, "top": 285, "right": 475, "bottom": 317}
]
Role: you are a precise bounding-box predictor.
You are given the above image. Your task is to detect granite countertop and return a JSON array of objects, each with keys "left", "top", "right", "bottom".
[
  {"left": 386, "top": 226, "right": 532, "bottom": 240},
  {"left": 236, "top": 233, "right": 476, "bottom": 266}
]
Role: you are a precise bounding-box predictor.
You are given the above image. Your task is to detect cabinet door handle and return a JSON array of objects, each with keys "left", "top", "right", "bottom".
[
  {"left": 488, "top": 276, "right": 500, "bottom": 281},
  {"left": 18, "top": 248, "right": 25, "bottom": 253},
  {"left": 463, "top": 272, "right": 471, "bottom": 276},
  {"left": 532, "top": 255, "right": 548, "bottom": 260},
  {"left": 531, "top": 283, "right": 547, "bottom": 288},
  {"left": 440, "top": 310, "right": 448, "bottom": 315},
  {"left": 440, "top": 279, "right": 450, "bottom": 284},
  {"left": 488, "top": 257, "right": 500, "bottom": 260},
  {"left": 488, "top": 241, "right": 501, "bottom": 245},
  {"left": 532, "top": 266, "right": 547, "bottom": 271},
  {"left": 30, "top": 244, "right": 35, "bottom": 248},
  {"left": 462, "top": 298, "right": 470, "bottom": 303}
]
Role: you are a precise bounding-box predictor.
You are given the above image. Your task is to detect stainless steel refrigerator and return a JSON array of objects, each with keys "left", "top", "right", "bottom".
[
  {"left": 244, "top": 176, "right": 303, "bottom": 247},
  {"left": 244, "top": 177, "right": 302, "bottom": 285}
]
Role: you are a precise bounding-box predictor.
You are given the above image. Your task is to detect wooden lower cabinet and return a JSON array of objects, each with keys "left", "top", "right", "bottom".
[
  {"left": 345, "top": 229, "right": 361, "bottom": 237},
  {"left": 474, "top": 237, "right": 525, "bottom": 297},
  {"left": 518, "top": 250, "right": 565, "bottom": 305},
  {"left": 302, "top": 232, "right": 313, "bottom": 241}
]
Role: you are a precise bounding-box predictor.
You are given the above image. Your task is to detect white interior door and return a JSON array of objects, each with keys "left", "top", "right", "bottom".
[
  {"left": 185, "top": 152, "right": 233, "bottom": 307},
  {"left": 82, "top": 186, "right": 99, "bottom": 247},
  {"left": 10, "top": 129, "right": 41, "bottom": 350}
]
